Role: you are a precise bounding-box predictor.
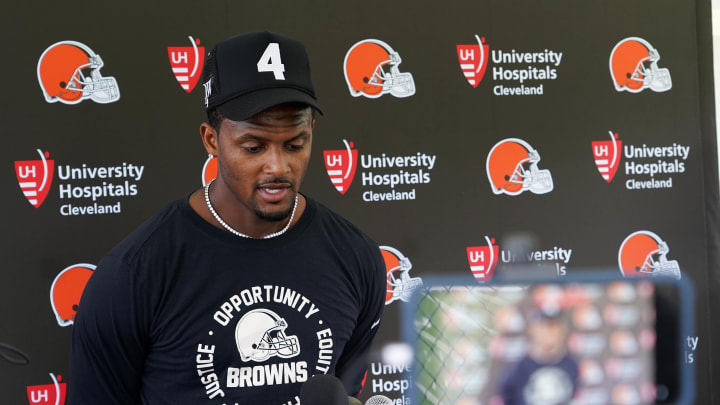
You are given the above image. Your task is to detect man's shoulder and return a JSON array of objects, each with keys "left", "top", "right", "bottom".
[
  {"left": 309, "top": 197, "right": 379, "bottom": 249},
  {"left": 106, "top": 196, "right": 191, "bottom": 265}
]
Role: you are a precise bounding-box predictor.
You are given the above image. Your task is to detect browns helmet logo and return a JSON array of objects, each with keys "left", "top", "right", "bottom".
[
  {"left": 380, "top": 246, "right": 423, "bottom": 305},
  {"left": 343, "top": 39, "right": 415, "bottom": 98},
  {"left": 234, "top": 308, "right": 300, "bottom": 362},
  {"left": 50, "top": 264, "right": 95, "bottom": 327},
  {"left": 618, "top": 231, "right": 681, "bottom": 279},
  {"left": 202, "top": 154, "right": 217, "bottom": 186},
  {"left": 486, "top": 138, "right": 554, "bottom": 195},
  {"left": 37, "top": 41, "right": 120, "bottom": 104},
  {"left": 609, "top": 37, "right": 671, "bottom": 93}
]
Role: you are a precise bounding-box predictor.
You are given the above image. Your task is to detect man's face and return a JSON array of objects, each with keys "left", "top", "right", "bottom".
[{"left": 213, "top": 105, "right": 314, "bottom": 222}]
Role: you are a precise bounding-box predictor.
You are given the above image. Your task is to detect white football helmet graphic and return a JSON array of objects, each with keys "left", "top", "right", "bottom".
[
  {"left": 380, "top": 246, "right": 423, "bottom": 305},
  {"left": 618, "top": 230, "right": 681, "bottom": 280},
  {"left": 486, "top": 138, "right": 554, "bottom": 195},
  {"left": 523, "top": 367, "right": 574, "bottom": 405},
  {"left": 37, "top": 41, "right": 120, "bottom": 104},
  {"left": 235, "top": 308, "right": 300, "bottom": 362}
]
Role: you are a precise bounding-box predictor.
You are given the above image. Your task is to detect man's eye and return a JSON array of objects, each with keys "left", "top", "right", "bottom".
[
  {"left": 287, "top": 143, "right": 305, "bottom": 151},
  {"left": 244, "top": 145, "right": 263, "bottom": 153}
]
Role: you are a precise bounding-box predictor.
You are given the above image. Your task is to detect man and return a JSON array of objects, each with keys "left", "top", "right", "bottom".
[
  {"left": 69, "top": 31, "right": 386, "bottom": 405},
  {"left": 495, "top": 309, "right": 579, "bottom": 405}
]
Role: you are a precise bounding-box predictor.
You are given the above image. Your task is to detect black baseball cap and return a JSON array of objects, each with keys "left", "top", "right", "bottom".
[{"left": 202, "top": 31, "right": 323, "bottom": 121}]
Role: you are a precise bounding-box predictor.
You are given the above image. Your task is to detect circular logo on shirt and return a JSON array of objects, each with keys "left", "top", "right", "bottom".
[{"left": 194, "top": 284, "right": 334, "bottom": 404}]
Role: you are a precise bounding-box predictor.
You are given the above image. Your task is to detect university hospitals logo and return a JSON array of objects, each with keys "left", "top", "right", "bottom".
[
  {"left": 592, "top": 131, "right": 622, "bottom": 183},
  {"left": 459, "top": 35, "right": 563, "bottom": 96},
  {"left": 324, "top": 140, "right": 358, "bottom": 194},
  {"left": 618, "top": 231, "right": 681, "bottom": 279},
  {"left": 323, "top": 140, "right": 436, "bottom": 202},
  {"left": 14, "top": 149, "right": 145, "bottom": 216},
  {"left": 456, "top": 35, "right": 489, "bottom": 88},
  {"left": 380, "top": 246, "right": 423, "bottom": 305},
  {"left": 466, "top": 236, "right": 499, "bottom": 282},
  {"left": 50, "top": 264, "right": 95, "bottom": 327},
  {"left": 168, "top": 36, "right": 205, "bottom": 93},
  {"left": 589, "top": 131, "right": 689, "bottom": 190},
  {"left": 27, "top": 373, "right": 66, "bottom": 405},
  {"left": 15, "top": 149, "right": 54, "bottom": 208}
]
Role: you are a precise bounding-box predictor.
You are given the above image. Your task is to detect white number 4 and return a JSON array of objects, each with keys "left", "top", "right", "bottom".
[{"left": 257, "top": 43, "right": 285, "bottom": 80}]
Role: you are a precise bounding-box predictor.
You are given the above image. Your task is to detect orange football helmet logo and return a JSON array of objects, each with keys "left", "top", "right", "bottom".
[
  {"left": 37, "top": 41, "right": 120, "bottom": 104},
  {"left": 343, "top": 39, "right": 415, "bottom": 98},
  {"left": 609, "top": 37, "right": 671, "bottom": 93},
  {"left": 380, "top": 246, "right": 423, "bottom": 305},
  {"left": 50, "top": 263, "right": 95, "bottom": 327},
  {"left": 486, "top": 138, "right": 554, "bottom": 196},
  {"left": 618, "top": 231, "right": 680, "bottom": 279}
]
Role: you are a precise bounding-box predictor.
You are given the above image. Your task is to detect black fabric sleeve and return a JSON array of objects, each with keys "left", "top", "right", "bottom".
[
  {"left": 68, "top": 255, "right": 150, "bottom": 405},
  {"left": 336, "top": 242, "right": 386, "bottom": 397}
]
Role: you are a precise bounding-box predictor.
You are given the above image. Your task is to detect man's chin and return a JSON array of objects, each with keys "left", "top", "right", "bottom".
[
  {"left": 252, "top": 198, "right": 295, "bottom": 222},
  {"left": 254, "top": 207, "right": 293, "bottom": 222}
]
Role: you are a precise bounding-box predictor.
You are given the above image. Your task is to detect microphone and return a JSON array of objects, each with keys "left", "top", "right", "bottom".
[
  {"left": 365, "top": 395, "right": 393, "bottom": 405},
  {"left": 299, "top": 374, "right": 348, "bottom": 405}
]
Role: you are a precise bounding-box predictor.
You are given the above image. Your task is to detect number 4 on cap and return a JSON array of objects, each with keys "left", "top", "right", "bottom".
[{"left": 257, "top": 43, "right": 285, "bottom": 80}]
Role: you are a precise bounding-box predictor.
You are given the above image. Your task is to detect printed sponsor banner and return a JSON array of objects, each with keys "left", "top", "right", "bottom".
[
  {"left": 610, "top": 37, "right": 672, "bottom": 93},
  {"left": 380, "top": 246, "right": 423, "bottom": 305},
  {"left": 27, "top": 373, "right": 66, "bottom": 405},
  {"left": 37, "top": 40, "right": 120, "bottom": 104},
  {"left": 14, "top": 149, "right": 146, "bottom": 216},
  {"left": 343, "top": 39, "right": 415, "bottom": 98},
  {"left": 618, "top": 231, "right": 681, "bottom": 279},
  {"left": 168, "top": 36, "right": 205, "bottom": 93},
  {"left": 324, "top": 140, "right": 437, "bottom": 202}
]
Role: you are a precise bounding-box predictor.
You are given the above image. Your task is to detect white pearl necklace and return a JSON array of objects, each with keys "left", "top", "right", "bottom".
[{"left": 204, "top": 178, "right": 298, "bottom": 239}]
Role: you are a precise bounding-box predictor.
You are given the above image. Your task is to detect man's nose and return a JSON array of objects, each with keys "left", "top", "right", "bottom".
[{"left": 263, "top": 147, "right": 290, "bottom": 176}]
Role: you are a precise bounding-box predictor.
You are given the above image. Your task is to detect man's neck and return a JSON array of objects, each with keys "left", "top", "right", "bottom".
[{"left": 187, "top": 186, "right": 306, "bottom": 238}]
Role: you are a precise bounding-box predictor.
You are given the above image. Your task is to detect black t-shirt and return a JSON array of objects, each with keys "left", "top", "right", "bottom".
[{"left": 69, "top": 195, "right": 385, "bottom": 405}]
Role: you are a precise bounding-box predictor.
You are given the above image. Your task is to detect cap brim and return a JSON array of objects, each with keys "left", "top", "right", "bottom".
[{"left": 216, "top": 87, "right": 324, "bottom": 121}]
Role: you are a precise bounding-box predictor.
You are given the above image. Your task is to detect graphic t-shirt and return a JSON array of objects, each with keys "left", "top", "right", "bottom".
[
  {"left": 69, "top": 195, "right": 386, "bottom": 405},
  {"left": 499, "top": 353, "right": 579, "bottom": 405}
]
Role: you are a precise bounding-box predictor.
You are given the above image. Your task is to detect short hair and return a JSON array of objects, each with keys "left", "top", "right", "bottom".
[{"left": 207, "top": 103, "right": 316, "bottom": 135}]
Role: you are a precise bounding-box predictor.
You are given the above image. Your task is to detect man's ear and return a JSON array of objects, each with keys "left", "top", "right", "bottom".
[{"left": 199, "top": 122, "right": 219, "bottom": 156}]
